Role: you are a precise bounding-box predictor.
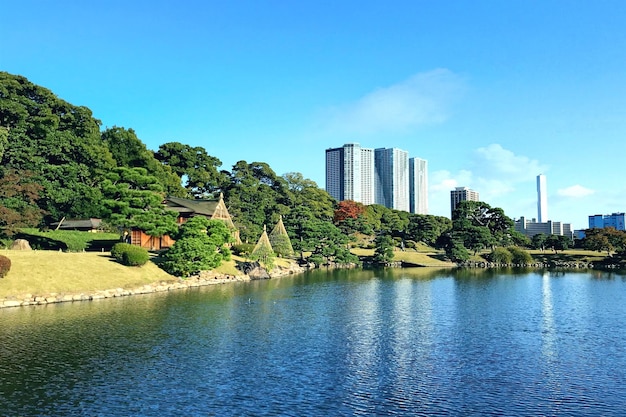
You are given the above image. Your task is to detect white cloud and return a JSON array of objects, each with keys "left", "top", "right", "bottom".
[
  {"left": 322, "top": 69, "right": 465, "bottom": 135},
  {"left": 472, "top": 144, "right": 547, "bottom": 182},
  {"left": 427, "top": 145, "right": 549, "bottom": 217},
  {"left": 557, "top": 185, "right": 595, "bottom": 198}
]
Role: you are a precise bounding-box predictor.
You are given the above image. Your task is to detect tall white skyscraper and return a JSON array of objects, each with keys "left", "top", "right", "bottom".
[
  {"left": 374, "top": 147, "right": 409, "bottom": 211},
  {"left": 537, "top": 174, "right": 548, "bottom": 222},
  {"left": 325, "top": 143, "right": 375, "bottom": 205},
  {"left": 409, "top": 157, "right": 428, "bottom": 214}
]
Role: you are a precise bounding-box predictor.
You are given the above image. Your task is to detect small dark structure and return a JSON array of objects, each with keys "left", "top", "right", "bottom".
[{"left": 50, "top": 218, "right": 103, "bottom": 232}]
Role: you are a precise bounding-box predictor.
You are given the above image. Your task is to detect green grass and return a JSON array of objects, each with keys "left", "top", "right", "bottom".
[
  {"left": 0, "top": 250, "right": 178, "bottom": 299},
  {"left": 350, "top": 247, "right": 455, "bottom": 267},
  {"left": 16, "top": 229, "right": 121, "bottom": 252}
]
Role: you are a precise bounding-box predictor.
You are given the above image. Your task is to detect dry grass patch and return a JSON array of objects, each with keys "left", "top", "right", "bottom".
[{"left": 0, "top": 250, "right": 177, "bottom": 299}]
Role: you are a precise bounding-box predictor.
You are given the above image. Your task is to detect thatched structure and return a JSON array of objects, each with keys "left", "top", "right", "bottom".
[
  {"left": 252, "top": 225, "right": 274, "bottom": 258},
  {"left": 269, "top": 216, "right": 294, "bottom": 257}
]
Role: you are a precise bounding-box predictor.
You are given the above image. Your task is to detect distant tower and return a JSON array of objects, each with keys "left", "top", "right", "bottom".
[
  {"left": 409, "top": 157, "right": 428, "bottom": 214},
  {"left": 450, "top": 186, "right": 479, "bottom": 217},
  {"left": 374, "top": 147, "right": 409, "bottom": 211},
  {"left": 537, "top": 174, "right": 548, "bottom": 222},
  {"left": 325, "top": 143, "right": 375, "bottom": 205}
]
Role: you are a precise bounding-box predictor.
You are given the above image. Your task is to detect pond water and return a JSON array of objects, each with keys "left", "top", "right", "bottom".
[{"left": 1, "top": 268, "right": 626, "bottom": 416}]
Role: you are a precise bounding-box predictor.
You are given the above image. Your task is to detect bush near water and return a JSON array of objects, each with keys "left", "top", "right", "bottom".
[
  {"left": 111, "top": 243, "right": 149, "bottom": 266},
  {"left": 0, "top": 255, "right": 11, "bottom": 278}
]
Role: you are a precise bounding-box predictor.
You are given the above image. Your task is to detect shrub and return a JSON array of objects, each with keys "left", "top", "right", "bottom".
[
  {"left": 0, "top": 255, "right": 11, "bottom": 278},
  {"left": 508, "top": 247, "right": 533, "bottom": 265},
  {"left": 111, "top": 243, "right": 134, "bottom": 260},
  {"left": 121, "top": 246, "right": 150, "bottom": 266},
  {"left": 111, "top": 243, "right": 149, "bottom": 266},
  {"left": 231, "top": 243, "right": 255, "bottom": 257},
  {"left": 488, "top": 247, "right": 513, "bottom": 264}
]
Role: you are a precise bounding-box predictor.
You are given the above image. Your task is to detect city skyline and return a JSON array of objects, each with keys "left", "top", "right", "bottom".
[
  {"left": 326, "top": 143, "right": 421, "bottom": 213},
  {"left": 3, "top": 1, "right": 626, "bottom": 229}
]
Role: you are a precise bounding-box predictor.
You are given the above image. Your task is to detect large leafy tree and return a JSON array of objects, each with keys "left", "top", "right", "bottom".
[
  {"left": 297, "top": 218, "right": 359, "bottom": 266},
  {"left": 406, "top": 214, "right": 452, "bottom": 247},
  {"left": 373, "top": 233, "right": 395, "bottom": 265},
  {"left": 452, "top": 201, "right": 515, "bottom": 249},
  {"left": 223, "top": 161, "right": 291, "bottom": 242},
  {"left": 162, "top": 217, "right": 233, "bottom": 277},
  {"left": 155, "top": 142, "right": 226, "bottom": 198},
  {"left": 583, "top": 227, "right": 626, "bottom": 256},
  {"left": 545, "top": 234, "right": 572, "bottom": 253},
  {"left": 101, "top": 167, "right": 178, "bottom": 237},
  {"left": 282, "top": 172, "right": 335, "bottom": 221},
  {"left": 0, "top": 72, "right": 116, "bottom": 221},
  {"left": 0, "top": 170, "right": 45, "bottom": 239},
  {"left": 101, "top": 127, "right": 186, "bottom": 198}
]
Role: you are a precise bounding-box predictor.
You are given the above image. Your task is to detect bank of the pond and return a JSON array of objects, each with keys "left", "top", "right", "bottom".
[{"left": 0, "top": 251, "right": 306, "bottom": 309}]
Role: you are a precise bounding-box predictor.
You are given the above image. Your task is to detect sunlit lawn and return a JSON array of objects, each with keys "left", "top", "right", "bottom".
[
  {"left": 0, "top": 250, "right": 177, "bottom": 299},
  {"left": 350, "top": 247, "right": 455, "bottom": 267}
]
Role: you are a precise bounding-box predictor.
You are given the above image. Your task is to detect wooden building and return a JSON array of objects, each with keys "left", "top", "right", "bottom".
[{"left": 131, "top": 194, "right": 240, "bottom": 250}]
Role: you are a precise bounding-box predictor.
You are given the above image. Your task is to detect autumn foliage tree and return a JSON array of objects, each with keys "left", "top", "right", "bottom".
[
  {"left": 333, "top": 200, "right": 366, "bottom": 223},
  {"left": 0, "top": 169, "right": 45, "bottom": 239}
]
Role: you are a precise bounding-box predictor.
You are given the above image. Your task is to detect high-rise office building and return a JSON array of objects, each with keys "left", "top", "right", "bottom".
[
  {"left": 537, "top": 174, "right": 548, "bottom": 223},
  {"left": 588, "top": 213, "right": 626, "bottom": 230},
  {"left": 409, "top": 157, "right": 428, "bottom": 214},
  {"left": 325, "top": 143, "right": 375, "bottom": 205},
  {"left": 375, "top": 147, "right": 409, "bottom": 211},
  {"left": 450, "top": 186, "right": 479, "bottom": 216}
]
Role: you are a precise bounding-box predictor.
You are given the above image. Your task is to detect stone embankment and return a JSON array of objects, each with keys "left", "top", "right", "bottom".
[
  {"left": 0, "top": 263, "right": 307, "bottom": 309},
  {"left": 460, "top": 261, "right": 600, "bottom": 269}
]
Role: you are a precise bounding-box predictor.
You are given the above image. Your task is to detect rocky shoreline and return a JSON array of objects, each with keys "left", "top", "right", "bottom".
[{"left": 0, "top": 263, "right": 307, "bottom": 310}]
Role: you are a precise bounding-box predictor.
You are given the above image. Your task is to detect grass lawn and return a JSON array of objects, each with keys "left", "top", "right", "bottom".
[
  {"left": 0, "top": 250, "right": 178, "bottom": 299},
  {"left": 350, "top": 247, "right": 456, "bottom": 267}
]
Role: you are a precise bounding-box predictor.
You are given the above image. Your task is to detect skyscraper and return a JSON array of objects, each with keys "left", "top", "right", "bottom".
[
  {"left": 325, "top": 143, "right": 375, "bottom": 205},
  {"left": 450, "top": 186, "right": 479, "bottom": 217},
  {"left": 374, "top": 147, "right": 409, "bottom": 211},
  {"left": 409, "top": 157, "right": 428, "bottom": 214},
  {"left": 537, "top": 174, "right": 548, "bottom": 222}
]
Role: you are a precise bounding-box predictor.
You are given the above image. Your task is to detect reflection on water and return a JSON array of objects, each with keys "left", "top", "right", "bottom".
[{"left": 1, "top": 268, "right": 626, "bottom": 416}]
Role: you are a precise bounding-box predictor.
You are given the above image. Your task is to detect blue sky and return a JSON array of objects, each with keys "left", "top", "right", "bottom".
[{"left": 2, "top": 1, "right": 625, "bottom": 229}]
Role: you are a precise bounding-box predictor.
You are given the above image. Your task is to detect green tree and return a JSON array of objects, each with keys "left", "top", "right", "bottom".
[
  {"left": 406, "top": 214, "right": 452, "bottom": 247},
  {"left": 437, "top": 231, "right": 470, "bottom": 263},
  {"left": 155, "top": 142, "right": 226, "bottom": 198},
  {"left": 282, "top": 172, "right": 335, "bottom": 221},
  {"left": 1, "top": 72, "right": 116, "bottom": 221},
  {"left": 545, "top": 234, "right": 572, "bottom": 253},
  {"left": 162, "top": 217, "right": 233, "bottom": 277},
  {"left": 583, "top": 227, "right": 626, "bottom": 256},
  {"left": 531, "top": 233, "right": 548, "bottom": 252},
  {"left": 508, "top": 246, "right": 533, "bottom": 264},
  {"left": 488, "top": 247, "right": 513, "bottom": 264},
  {"left": 297, "top": 218, "right": 359, "bottom": 266},
  {"left": 223, "top": 161, "right": 291, "bottom": 242},
  {"left": 452, "top": 201, "right": 515, "bottom": 249},
  {"left": 101, "top": 167, "right": 178, "bottom": 237},
  {"left": 373, "top": 233, "right": 395, "bottom": 265},
  {"left": 101, "top": 127, "right": 186, "bottom": 197}
]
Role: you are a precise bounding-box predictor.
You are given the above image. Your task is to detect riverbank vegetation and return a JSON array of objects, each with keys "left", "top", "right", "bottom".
[{"left": 2, "top": 71, "right": 626, "bottom": 286}]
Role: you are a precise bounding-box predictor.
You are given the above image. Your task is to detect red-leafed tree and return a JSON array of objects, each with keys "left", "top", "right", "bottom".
[
  {"left": 333, "top": 200, "right": 366, "bottom": 223},
  {"left": 0, "top": 169, "right": 45, "bottom": 238}
]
